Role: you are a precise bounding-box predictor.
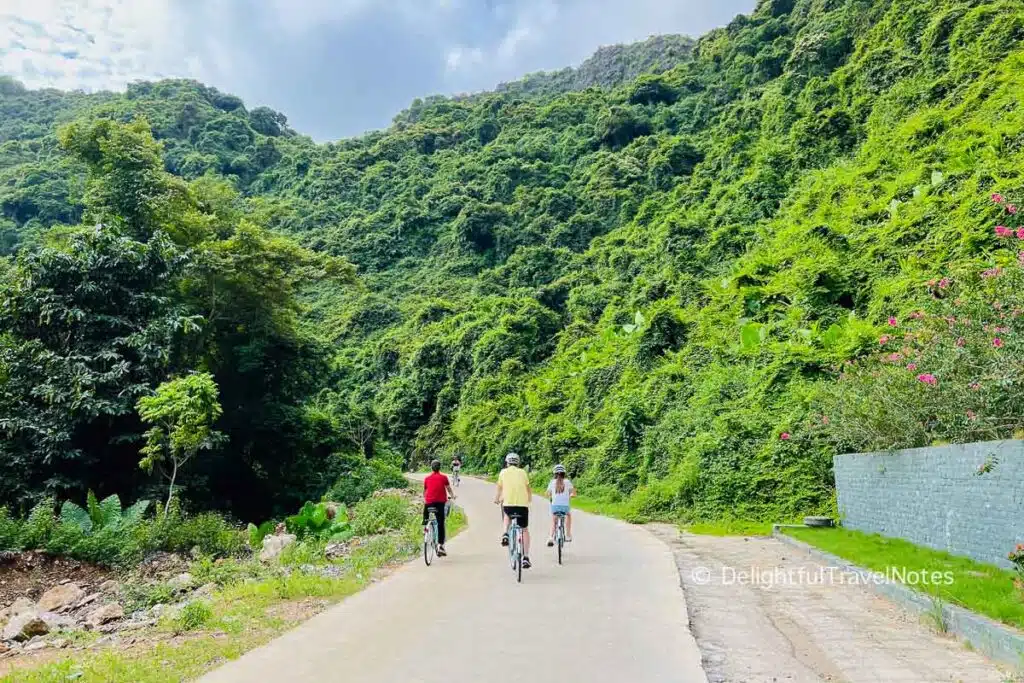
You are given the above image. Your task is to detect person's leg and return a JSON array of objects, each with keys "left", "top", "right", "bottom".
[
  {"left": 567, "top": 511, "right": 573, "bottom": 540},
  {"left": 422, "top": 504, "right": 429, "bottom": 528},
  {"left": 522, "top": 508, "right": 531, "bottom": 559},
  {"left": 434, "top": 503, "right": 447, "bottom": 546},
  {"left": 501, "top": 507, "right": 510, "bottom": 545}
]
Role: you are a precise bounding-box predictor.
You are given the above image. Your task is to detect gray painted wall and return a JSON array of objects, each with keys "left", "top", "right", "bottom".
[{"left": 834, "top": 440, "right": 1024, "bottom": 568}]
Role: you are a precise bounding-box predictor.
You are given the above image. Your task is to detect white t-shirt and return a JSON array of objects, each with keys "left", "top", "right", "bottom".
[{"left": 546, "top": 478, "right": 574, "bottom": 506}]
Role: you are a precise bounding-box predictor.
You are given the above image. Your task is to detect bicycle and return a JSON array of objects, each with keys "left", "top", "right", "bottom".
[
  {"left": 553, "top": 511, "right": 567, "bottom": 565},
  {"left": 452, "top": 469, "right": 460, "bottom": 487},
  {"left": 506, "top": 516, "right": 524, "bottom": 583},
  {"left": 423, "top": 508, "right": 439, "bottom": 566}
]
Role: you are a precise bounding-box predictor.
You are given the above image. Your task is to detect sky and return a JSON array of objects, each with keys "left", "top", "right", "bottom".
[{"left": 0, "top": 0, "right": 756, "bottom": 141}]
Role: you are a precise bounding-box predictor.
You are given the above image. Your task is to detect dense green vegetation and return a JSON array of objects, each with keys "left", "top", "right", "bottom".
[{"left": 3, "top": 0, "right": 1024, "bottom": 526}]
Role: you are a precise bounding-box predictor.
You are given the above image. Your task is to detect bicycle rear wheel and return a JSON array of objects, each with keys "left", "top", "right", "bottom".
[
  {"left": 424, "top": 519, "right": 436, "bottom": 566},
  {"left": 515, "top": 532, "right": 523, "bottom": 583}
]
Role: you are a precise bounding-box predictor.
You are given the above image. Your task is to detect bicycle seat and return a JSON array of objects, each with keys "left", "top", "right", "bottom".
[{"left": 553, "top": 511, "right": 568, "bottom": 516}]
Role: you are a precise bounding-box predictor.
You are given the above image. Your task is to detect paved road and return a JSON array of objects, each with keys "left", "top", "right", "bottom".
[{"left": 200, "top": 476, "right": 708, "bottom": 683}]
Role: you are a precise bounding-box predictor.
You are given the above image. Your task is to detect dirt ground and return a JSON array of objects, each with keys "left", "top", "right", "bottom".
[
  {"left": 649, "top": 525, "right": 1012, "bottom": 683},
  {"left": 0, "top": 551, "right": 115, "bottom": 606}
]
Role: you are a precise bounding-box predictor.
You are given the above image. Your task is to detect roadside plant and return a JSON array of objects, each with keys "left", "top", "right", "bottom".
[
  {"left": 1009, "top": 544, "right": 1024, "bottom": 594},
  {"left": 137, "top": 372, "right": 225, "bottom": 516},
  {"left": 819, "top": 194, "right": 1024, "bottom": 452}
]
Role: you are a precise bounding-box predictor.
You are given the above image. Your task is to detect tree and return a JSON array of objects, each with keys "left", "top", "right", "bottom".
[
  {"left": 0, "top": 228, "right": 197, "bottom": 508},
  {"left": 137, "top": 372, "right": 225, "bottom": 515}
]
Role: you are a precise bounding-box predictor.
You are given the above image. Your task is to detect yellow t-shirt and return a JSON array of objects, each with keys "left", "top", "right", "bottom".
[{"left": 498, "top": 466, "right": 531, "bottom": 507}]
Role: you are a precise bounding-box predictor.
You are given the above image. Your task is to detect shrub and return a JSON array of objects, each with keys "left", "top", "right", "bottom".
[
  {"left": 351, "top": 494, "right": 409, "bottom": 537},
  {"left": 190, "top": 556, "right": 267, "bottom": 587},
  {"left": 122, "top": 581, "right": 177, "bottom": 613},
  {"left": 0, "top": 508, "right": 23, "bottom": 551},
  {"left": 1010, "top": 544, "right": 1024, "bottom": 593},
  {"left": 163, "top": 512, "right": 245, "bottom": 558},
  {"left": 324, "top": 456, "right": 408, "bottom": 506},
  {"left": 285, "top": 501, "right": 350, "bottom": 540},
  {"left": 175, "top": 600, "right": 213, "bottom": 632},
  {"left": 821, "top": 199, "right": 1024, "bottom": 452},
  {"left": 21, "top": 498, "right": 57, "bottom": 549}
]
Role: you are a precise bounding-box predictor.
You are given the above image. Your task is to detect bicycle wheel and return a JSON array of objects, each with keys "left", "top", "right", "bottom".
[
  {"left": 515, "top": 530, "right": 523, "bottom": 583},
  {"left": 507, "top": 523, "right": 518, "bottom": 570},
  {"left": 424, "top": 526, "right": 434, "bottom": 566},
  {"left": 557, "top": 526, "right": 563, "bottom": 565}
]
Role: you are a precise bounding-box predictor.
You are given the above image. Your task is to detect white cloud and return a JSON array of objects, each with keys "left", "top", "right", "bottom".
[
  {"left": 0, "top": 0, "right": 211, "bottom": 92},
  {"left": 445, "top": 46, "right": 484, "bottom": 73}
]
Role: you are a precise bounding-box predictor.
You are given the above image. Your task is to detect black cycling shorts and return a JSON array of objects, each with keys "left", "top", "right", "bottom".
[{"left": 503, "top": 506, "right": 529, "bottom": 529}]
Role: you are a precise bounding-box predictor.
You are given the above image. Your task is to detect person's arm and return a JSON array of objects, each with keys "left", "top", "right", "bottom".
[
  {"left": 526, "top": 472, "right": 533, "bottom": 504},
  {"left": 494, "top": 472, "right": 503, "bottom": 505},
  {"left": 569, "top": 480, "right": 577, "bottom": 498},
  {"left": 445, "top": 475, "right": 455, "bottom": 499}
]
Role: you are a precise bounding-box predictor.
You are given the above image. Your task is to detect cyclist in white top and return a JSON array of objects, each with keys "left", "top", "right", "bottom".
[{"left": 546, "top": 464, "right": 576, "bottom": 546}]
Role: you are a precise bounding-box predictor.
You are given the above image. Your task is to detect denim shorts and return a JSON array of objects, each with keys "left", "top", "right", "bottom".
[{"left": 551, "top": 504, "right": 570, "bottom": 515}]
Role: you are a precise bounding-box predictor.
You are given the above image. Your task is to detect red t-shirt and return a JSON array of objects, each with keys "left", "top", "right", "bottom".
[{"left": 423, "top": 472, "right": 450, "bottom": 504}]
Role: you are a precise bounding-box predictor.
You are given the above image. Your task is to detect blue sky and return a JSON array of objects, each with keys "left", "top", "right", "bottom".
[{"left": 1, "top": 0, "right": 756, "bottom": 141}]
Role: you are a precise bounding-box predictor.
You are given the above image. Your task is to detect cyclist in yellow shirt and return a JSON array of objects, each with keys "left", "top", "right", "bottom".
[{"left": 494, "top": 452, "right": 533, "bottom": 569}]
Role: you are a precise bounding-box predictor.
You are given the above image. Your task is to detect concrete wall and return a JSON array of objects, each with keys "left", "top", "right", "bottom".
[{"left": 834, "top": 440, "right": 1024, "bottom": 568}]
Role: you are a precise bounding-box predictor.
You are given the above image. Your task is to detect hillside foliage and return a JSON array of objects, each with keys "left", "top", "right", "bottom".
[{"left": 3, "top": 0, "right": 1024, "bottom": 523}]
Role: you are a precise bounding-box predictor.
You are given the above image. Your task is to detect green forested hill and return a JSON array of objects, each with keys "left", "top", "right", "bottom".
[{"left": 2, "top": 0, "right": 1024, "bottom": 523}]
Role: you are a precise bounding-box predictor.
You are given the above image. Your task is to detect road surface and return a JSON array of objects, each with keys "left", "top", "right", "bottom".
[{"left": 200, "top": 476, "right": 708, "bottom": 683}]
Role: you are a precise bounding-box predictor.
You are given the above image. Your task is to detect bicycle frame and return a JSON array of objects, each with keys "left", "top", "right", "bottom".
[
  {"left": 507, "top": 518, "right": 524, "bottom": 581},
  {"left": 424, "top": 509, "right": 439, "bottom": 566}
]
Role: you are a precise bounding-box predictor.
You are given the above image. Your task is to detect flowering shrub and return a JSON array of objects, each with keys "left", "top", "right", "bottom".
[
  {"left": 1010, "top": 544, "right": 1024, "bottom": 593},
  {"left": 819, "top": 195, "right": 1024, "bottom": 451}
]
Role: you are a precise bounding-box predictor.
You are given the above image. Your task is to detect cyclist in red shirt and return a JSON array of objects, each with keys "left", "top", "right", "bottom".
[{"left": 423, "top": 459, "right": 455, "bottom": 556}]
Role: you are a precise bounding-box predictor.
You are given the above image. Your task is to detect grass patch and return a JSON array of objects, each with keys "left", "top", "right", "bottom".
[
  {"left": 783, "top": 527, "right": 1024, "bottom": 630},
  {"left": 1, "top": 503, "right": 469, "bottom": 683}
]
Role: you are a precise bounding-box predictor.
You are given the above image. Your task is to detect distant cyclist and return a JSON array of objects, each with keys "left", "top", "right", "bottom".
[
  {"left": 451, "top": 455, "right": 462, "bottom": 480},
  {"left": 547, "top": 464, "right": 576, "bottom": 546},
  {"left": 494, "top": 452, "right": 532, "bottom": 569},
  {"left": 423, "top": 459, "right": 455, "bottom": 557}
]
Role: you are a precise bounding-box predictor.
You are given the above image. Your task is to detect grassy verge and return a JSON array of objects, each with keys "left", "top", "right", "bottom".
[
  {"left": 2, "top": 506, "right": 467, "bottom": 683},
  {"left": 783, "top": 527, "right": 1024, "bottom": 630}
]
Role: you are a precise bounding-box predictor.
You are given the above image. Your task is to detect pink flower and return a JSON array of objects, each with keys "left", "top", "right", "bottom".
[
  {"left": 966, "top": 410, "right": 977, "bottom": 421},
  {"left": 993, "top": 193, "right": 1005, "bottom": 204},
  {"left": 917, "top": 373, "right": 937, "bottom": 385},
  {"left": 907, "top": 363, "right": 918, "bottom": 371},
  {"left": 1017, "top": 228, "right": 1024, "bottom": 240},
  {"left": 956, "top": 337, "right": 966, "bottom": 347},
  {"left": 888, "top": 317, "right": 898, "bottom": 327},
  {"left": 938, "top": 278, "right": 950, "bottom": 289},
  {"left": 1009, "top": 205, "right": 1019, "bottom": 215},
  {"left": 982, "top": 267, "right": 1003, "bottom": 279},
  {"left": 909, "top": 311, "right": 925, "bottom": 319},
  {"left": 821, "top": 416, "right": 830, "bottom": 426},
  {"left": 887, "top": 352, "right": 903, "bottom": 362},
  {"left": 879, "top": 335, "right": 890, "bottom": 345},
  {"left": 1019, "top": 252, "right": 1024, "bottom": 267},
  {"left": 995, "top": 226, "right": 1013, "bottom": 237},
  {"left": 993, "top": 337, "right": 1004, "bottom": 348},
  {"left": 970, "top": 382, "right": 981, "bottom": 391},
  {"left": 780, "top": 432, "right": 791, "bottom": 441}
]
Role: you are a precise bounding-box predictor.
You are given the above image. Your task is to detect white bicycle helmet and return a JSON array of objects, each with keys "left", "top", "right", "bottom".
[
  {"left": 553, "top": 464, "right": 566, "bottom": 475},
  {"left": 505, "top": 452, "right": 520, "bottom": 465}
]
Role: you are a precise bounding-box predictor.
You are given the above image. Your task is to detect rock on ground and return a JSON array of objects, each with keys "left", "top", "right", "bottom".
[
  {"left": 0, "top": 597, "right": 36, "bottom": 623},
  {"left": 85, "top": 604, "right": 124, "bottom": 629},
  {"left": 260, "top": 534, "right": 297, "bottom": 562},
  {"left": 2, "top": 613, "right": 48, "bottom": 642},
  {"left": 168, "top": 573, "right": 194, "bottom": 592},
  {"left": 36, "top": 583, "right": 84, "bottom": 612}
]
